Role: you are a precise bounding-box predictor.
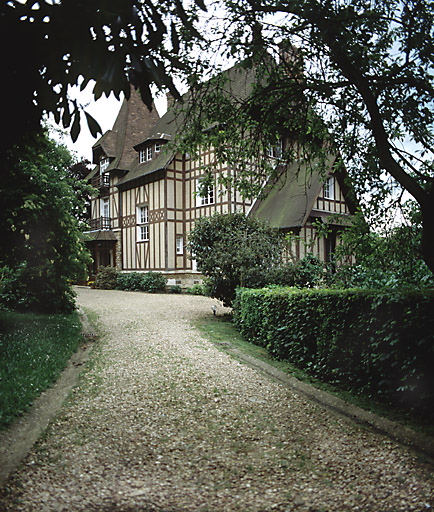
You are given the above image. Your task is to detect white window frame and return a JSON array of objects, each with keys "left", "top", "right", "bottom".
[
  {"left": 266, "top": 140, "right": 283, "bottom": 159},
  {"left": 176, "top": 235, "right": 184, "bottom": 255},
  {"left": 100, "top": 157, "right": 110, "bottom": 173},
  {"left": 137, "top": 205, "right": 149, "bottom": 242},
  {"left": 196, "top": 179, "right": 215, "bottom": 207},
  {"left": 101, "top": 197, "right": 109, "bottom": 218},
  {"left": 146, "top": 145, "right": 153, "bottom": 161},
  {"left": 155, "top": 142, "right": 162, "bottom": 153},
  {"left": 324, "top": 176, "right": 335, "bottom": 200},
  {"left": 139, "top": 149, "right": 146, "bottom": 164}
]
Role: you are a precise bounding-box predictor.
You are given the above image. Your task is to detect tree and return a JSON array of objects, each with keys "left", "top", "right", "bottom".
[
  {"left": 0, "top": 133, "right": 91, "bottom": 313},
  {"left": 67, "top": 159, "right": 93, "bottom": 226},
  {"left": 1, "top": 0, "right": 205, "bottom": 156},
  {"left": 187, "top": 212, "right": 285, "bottom": 305},
  {"left": 178, "top": 0, "right": 434, "bottom": 273},
  {"left": 332, "top": 204, "right": 434, "bottom": 289},
  {"left": 0, "top": 0, "right": 205, "bottom": 307}
]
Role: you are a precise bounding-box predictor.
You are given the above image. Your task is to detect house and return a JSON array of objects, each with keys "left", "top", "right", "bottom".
[{"left": 85, "top": 65, "right": 356, "bottom": 286}]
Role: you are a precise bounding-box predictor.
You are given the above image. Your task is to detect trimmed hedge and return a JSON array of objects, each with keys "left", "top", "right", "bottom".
[
  {"left": 233, "top": 287, "right": 434, "bottom": 414},
  {"left": 116, "top": 271, "right": 167, "bottom": 293},
  {"left": 94, "top": 268, "right": 168, "bottom": 293}
]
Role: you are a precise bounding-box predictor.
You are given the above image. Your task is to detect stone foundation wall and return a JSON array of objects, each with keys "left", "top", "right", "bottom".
[
  {"left": 164, "top": 273, "right": 203, "bottom": 289},
  {"left": 114, "top": 232, "right": 122, "bottom": 272}
]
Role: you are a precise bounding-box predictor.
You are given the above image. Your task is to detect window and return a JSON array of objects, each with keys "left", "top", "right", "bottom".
[
  {"left": 139, "top": 146, "right": 153, "bottom": 163},
  {"left": 196, "top": 179, "right": 215, "bottom": 207},
  {"left": 100, "top": 198, "right": 110, "bottom": 229},
  {"left": 137, "top": 205, "right": 149, "bottom": 241},
  {"left": 266, "top": 140, "right": 283, "bottom": 159},
  {"left": 146, "top": 145, "right": 153, "bottom": 161},
  {"left": 176, "top": 235, "right": 184, "bottom": 255},
  {"left": 100, "top": 158, "right": 110, "bottom": 173},
  {"left": 101, "top": 198, "right": 109, "bottom": 218},
  {"left": 155, "top": 142, "right": 162, "bottom": 153},
  {"left": 324, "top": 177, "right": 335, "bottom": 200}
]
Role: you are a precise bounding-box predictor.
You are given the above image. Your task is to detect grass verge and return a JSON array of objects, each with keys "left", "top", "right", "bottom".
[
  {"left": 0, "top": 310, "right": 83, "bottom": 430},
  {"left": 195, "top": 313, "right": 434, "bottom": 439}
]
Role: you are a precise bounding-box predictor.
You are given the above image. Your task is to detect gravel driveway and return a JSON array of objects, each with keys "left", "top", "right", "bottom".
[{"left": 1, "top": 287, "right": 433, "bottom": 511}]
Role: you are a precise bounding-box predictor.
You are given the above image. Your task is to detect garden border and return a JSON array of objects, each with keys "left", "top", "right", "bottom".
[{"left": 0, "top": 308, "right": 96, "bottom": 487}]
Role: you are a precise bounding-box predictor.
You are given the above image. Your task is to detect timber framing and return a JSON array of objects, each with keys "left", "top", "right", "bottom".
[{"left": 84, "top": 68, "right": 357, "bottom": 283}]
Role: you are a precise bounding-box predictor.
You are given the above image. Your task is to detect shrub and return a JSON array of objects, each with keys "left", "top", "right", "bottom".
[
  {"left": 244, "top": 261, "right": 298, "bottom": 289},
  {"left": 167, "top": 285, "right": 182, "bottom": 294},
  {"left": 116, "top": 272, "right": 145, "bottom": 291},
  {"left": 187, "top": 212, "right": 285, "bottom": 306},
  {"left": 186, "top": 283, "right": 205, "bottom": 295},
  {"left": 233, "top": 287, "right": 434, "bottom": 415},
  {"left": 94, "top": 266, "right": 118, "bottom": 290},
  {"left": 0, "top": 264, "right": 76, "bottom": 313},
  {"left": 294, "top": 254, "right": 325, "bottom": 287},
  {"left": 115, "top": 271, "right": 167, "bottom": 293},
  {"left": 141, "top": 272, "right": 167, "bottom": 293}
]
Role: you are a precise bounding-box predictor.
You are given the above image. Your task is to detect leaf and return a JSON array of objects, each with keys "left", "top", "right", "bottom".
[
  {"left": 93, "top": 80, "right": 105, "bottom": 101},
  {"left": 84, "top": 111, "right": 102, "bottom": 138},
  {"left": 62, "top": 102, "right": 71, "bottom": 128},
  {"left": 70, "top": 110, "right": 80, "bottom": 143}
]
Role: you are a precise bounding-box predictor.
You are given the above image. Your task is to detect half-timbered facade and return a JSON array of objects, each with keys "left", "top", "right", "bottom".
[{"left": 85, "top": 71, "right": 356, "bottom": 286}]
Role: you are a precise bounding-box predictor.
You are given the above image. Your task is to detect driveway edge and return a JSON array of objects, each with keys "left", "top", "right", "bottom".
[
  {"left": 217, "top": 342, "right": 434, "bottom": 463},
  {"left": 0, "top": 308, "right": 97, "bottom": 488}
]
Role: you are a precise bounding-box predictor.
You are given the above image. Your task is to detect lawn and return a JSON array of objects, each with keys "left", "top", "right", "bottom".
[{"left": 0, "top": 310, "right": 82, "bottom": 429}]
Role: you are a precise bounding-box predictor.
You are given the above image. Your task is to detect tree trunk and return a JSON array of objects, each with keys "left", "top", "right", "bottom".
[{"left": 324, "top": 40, "right": 434, "bottom": 274}]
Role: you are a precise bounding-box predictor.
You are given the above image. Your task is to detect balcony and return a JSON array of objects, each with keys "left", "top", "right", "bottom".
[
  {"left": 89, "top": 216, "right": 112, "bottom": 230},
  {"left": 91, "top": 173, "right": 110, "bottom": 190}
]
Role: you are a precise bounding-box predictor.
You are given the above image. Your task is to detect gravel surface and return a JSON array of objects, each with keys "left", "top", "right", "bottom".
[{"left": 1, "top": 287, "right": 433, "bottom": 511}]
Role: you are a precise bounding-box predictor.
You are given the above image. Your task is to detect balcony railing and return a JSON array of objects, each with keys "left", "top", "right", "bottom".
[
  {"left": 89, "top": 216, "right": 112, "bottom": 230},
  {"left": 91, "top": 173, "right": 110, "bottom": 189}
]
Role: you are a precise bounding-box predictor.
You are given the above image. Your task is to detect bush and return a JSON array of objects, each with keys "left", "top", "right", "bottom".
[
  {"left": 186, "top": 283, "right": 205, "bottom": 295},
  {"left": 0, "top": 264, "right": 76, "bottom": 313},
  {"left": 94, "top": 266, "right": 118, "bottom": 290},
  {"left": 187, "top": 212, "right": 285, "bottom": 306},
  {"left": 167, "top": 285, "right": 182, "bottom": 294},
  {"left": 244, "top": 261, "right": 298, "bottom": 289},
  {"left": 141, "top": 272, "right": 167, "bottom": 293},
  {"left": 233, "top": 286, "right": 434, "bottom": 415},
  {"left": 116, "top": 272, "right": 145, "bottom": 291},
  {"left": 294, "top": 254, "right": 325, "bottom": 287}
]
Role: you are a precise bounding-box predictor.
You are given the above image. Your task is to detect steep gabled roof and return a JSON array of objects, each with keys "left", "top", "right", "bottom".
[
  {"left": 116, "top": 62, "right": 266, "bottom": 187},
  {"left": 89, "top": 87, "right": 160, "bottom": 177},
  {"left": 116, "top": 106, "right": 182, "bottom": 188},
  {"left": 250, "top": 155, "right": 356, "bottom": 229}
]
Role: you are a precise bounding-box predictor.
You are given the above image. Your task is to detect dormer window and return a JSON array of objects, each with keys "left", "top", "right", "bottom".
[
  {"left": 324, "top": 176, "right": 335, "bottom": 200},
  {"left": 138, "top": 141, "right": 165, "bottom": 163},
  {"left": 139, "top": 145, "right": 153, "bottom": 163},
  {"left": 146, "top": 146, "right": 152, "bottom": 161},
  {"left": 100, "top": 157, "right": 110, "bottom": 173},
  {"left": 138, "top": 141, "right": 166, "bottom": 163}
]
